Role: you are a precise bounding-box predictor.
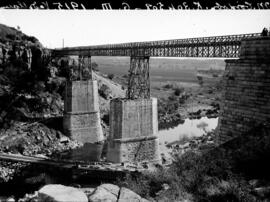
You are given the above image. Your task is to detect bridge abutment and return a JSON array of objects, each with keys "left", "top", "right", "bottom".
[
  {"left": 107, "top": 98, "right": 161, "bottom": 164},
  {"left": 216, "top": 36, "right": 270, "bottom": 144},
  {"left": 63, "top": 79, "right": 104, "bottom": 143}
]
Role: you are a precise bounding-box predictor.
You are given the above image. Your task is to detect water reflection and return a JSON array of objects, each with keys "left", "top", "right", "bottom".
[
  {"left": 68, "top": 143, "right": 104, "bottom": 162},
  {"left": 63, "top": 117, "right": 218, "bottom": 162},
  {"left": 158, "top": 117, "right": 218, "bottom": 156}
]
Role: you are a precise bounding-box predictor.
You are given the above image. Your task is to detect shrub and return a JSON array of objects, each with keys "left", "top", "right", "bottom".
[
  {"left": 174, "top": 87, "right": 184, "bottom": 96},
  {"left": 108, "top": 74, "right": 114, "bottom": 80},
  {"left": 197, "top": 75, "right": 204, "bottom": 86},
  {"left": 6, "top": 34, "right": 16, "bottom": 40},
  {"left": 117, "top": 123, "right": 270, "bottom": 201},
  {"left": 116, "top": 168, "right": 188, "bottom": 201},
  {"left": 163, "top": 83, "right": 174, "bottom": 89},
  {"left": 91, "top": 62, "right": 99, "bottom": 71},
  {"left": 157, "top": 96, "right": 183, "bottom": 122},
  {"left": 98, "top": 84, "right": 112, "bottom": 99},
  {"left": 27, "top": 36, "right": 38, "bottom": 43}
]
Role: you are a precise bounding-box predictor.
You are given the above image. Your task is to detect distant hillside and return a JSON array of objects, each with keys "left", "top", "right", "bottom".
[
  {"left": 0, "top": 23, "right": 40, "bottom": 45},
  {"left": 91, "top": 56, "right": 225, "bottom": 83}
]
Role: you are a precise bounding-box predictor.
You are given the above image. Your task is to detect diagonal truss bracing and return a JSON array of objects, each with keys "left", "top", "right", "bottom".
[
  {"left": 68, "top": 55, "right": 92, "bottom": 81},
  {"left": 127, "top": 56, "right": 150, "bottom": 99},
  {"left": 52, "top": 33, "right": 261, "bottom": 58}
]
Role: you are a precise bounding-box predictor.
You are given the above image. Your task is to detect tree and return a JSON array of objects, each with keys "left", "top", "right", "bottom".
[
  {"left": 91, "top": 62, "right": 99, "bottom": 71},
  {"left": 197, "top": 75, "right": 203, "bottom": 86},
  {"left": 174, "top": 87, "right": 184, "bottom": 96},
  {"left": 108, "top": 74, "right": 114, "bottom": 80}
]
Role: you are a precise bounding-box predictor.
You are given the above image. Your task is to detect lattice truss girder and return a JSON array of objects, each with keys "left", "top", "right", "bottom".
[
  {"left": 53, "top": 33, "right": 260, "bottom": 58},
  {"left": 69, "top": 55, "right": 92, "bottom": 81},
  {"left": 127, "top": 56, "right": 150, "bottom": 99}
]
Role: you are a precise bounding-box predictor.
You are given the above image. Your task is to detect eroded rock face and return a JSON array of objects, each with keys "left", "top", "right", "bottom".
[{"left": 38, "top": 184, "right": 88, "bottom": 202}]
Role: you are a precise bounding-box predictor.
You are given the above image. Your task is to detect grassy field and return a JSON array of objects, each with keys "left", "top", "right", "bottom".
[{"left": 92, "top": 56, "right": 225, "bottom": 83}]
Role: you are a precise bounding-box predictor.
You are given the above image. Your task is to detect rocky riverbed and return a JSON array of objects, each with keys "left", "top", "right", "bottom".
[{"left": 3, "top": 183, "right": 150, "bottom": 202}]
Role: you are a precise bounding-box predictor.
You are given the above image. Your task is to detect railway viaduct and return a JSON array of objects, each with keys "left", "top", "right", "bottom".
[{"left": 51, "top": 33, "right": 270, "bottom": 164}]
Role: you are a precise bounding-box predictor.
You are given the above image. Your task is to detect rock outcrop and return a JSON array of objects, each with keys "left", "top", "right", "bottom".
[
  {"left": 38, "top": 184, "right": 88, "bottom": 202},
  {"left": 88, "top": 184, "right": 119, "bottom": 202},
  {"left": 88, "top": 184, "right": 149, "bottom": 202},
  {"left": 19, "top": 184, "right": 150, "bottom": 202}
]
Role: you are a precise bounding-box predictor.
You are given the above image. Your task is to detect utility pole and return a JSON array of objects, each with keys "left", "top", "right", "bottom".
[{"left": 62, "top": 39, "right": 64, "bottom": 48}]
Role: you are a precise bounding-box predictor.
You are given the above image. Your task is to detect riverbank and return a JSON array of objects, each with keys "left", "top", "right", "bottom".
[
  {"left": 153, "top": 76, "right": 221, "bottom": 130},
  {"left": 116, "top": 123, "right": 270, "bottom": 201},
  {"left": 1, "top": 183, "right": 150, "bottom": 202}
]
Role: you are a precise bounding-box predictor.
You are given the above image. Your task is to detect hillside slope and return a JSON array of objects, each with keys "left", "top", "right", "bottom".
[
  {"left": 0, "top": 23, "right": 40, "bottom": 46},
  {"left": 93, "top": 71, "right": 125, "bottom": 98}
]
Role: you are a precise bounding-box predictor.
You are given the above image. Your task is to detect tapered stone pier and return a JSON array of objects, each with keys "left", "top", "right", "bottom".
[
  {"left": 63, "top": 80, "right": 104, "bottom": 143},
  {"left": 106, "top": 98, "right": 161, "bottom": 164}
]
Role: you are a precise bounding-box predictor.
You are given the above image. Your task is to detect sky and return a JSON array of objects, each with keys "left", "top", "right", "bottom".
[{"left": 0, "top": 10, "right": 270, "bottom": 48}]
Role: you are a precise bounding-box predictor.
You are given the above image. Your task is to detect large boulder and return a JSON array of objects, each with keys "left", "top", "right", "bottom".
[
  {"left": 118, "top": 187, "right": 149, "bottom": 202},
  {"left": 100, "top": 184, "right": 120, "bottom": 196},
  {"left": 88, "top": 184, "right": 149, "bottom": 202},
  {"left": 88, "top": 184, "right": 119, "bottom": 202},
  {"left": 38, "top": 184, "right": 88, "bottom": 202}
]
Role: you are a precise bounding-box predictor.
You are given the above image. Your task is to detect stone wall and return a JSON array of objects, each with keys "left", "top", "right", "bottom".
[
  {"left": 216, "top": 37, "right": 270, "bottom": 144},
  {"left": 107, "top": 98, "right": 160, "bottom": 163},
  {"left": 63, "top": 80, "right": 104, "bottom": 143}
]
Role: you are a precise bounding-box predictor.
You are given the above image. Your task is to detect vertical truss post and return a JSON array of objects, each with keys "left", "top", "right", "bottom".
[
  {"left": 78, "top": 55, "right": 83, "bottom": 80},
  {"left": 89, "top": 56, "right": 93, "bottom": 80},
  {"left": 126, "top": 56, "right": 150, "bottom": 99}
]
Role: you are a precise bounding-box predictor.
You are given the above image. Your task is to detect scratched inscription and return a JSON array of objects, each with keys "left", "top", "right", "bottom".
[{"left": 1, "top": 1, "right": 270, "bottom": 9}]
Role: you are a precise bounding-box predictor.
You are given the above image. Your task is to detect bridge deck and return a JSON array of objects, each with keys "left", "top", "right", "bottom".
[{"left": 52, "top": 33, "right": 261, "bottom": 58}]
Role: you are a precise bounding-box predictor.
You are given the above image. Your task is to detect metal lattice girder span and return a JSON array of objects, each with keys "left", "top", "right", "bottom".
[{"left": 52, "top": 33, "right": 261, "bottom": 58}]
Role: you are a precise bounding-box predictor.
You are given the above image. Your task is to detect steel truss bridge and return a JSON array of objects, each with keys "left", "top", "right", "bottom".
[
  {"left": 51, "top": 33, "right": 261, "bottom": 99},
  {"left": 52, "top": 33, "right": 260, "bottom": 58}
]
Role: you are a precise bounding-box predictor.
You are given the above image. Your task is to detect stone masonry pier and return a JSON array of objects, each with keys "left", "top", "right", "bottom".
[
  {"left": 107, "top": 98, "right": 160, "bottom": 164},
  {"left": 216, "top": 36, "right": 270, "bottom": 144},
  {"left": 63, "top": 80, "right": 104, "bottom": 143}
]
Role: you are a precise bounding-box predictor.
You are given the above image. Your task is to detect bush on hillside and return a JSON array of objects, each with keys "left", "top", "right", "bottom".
[
  {"left": 91, "top": 62, "right": 99, "bottom": 71},
  {"left": 163, "top": 83, "right": 174, "bottom": 89},
  {"left": 173, "top": 87, "right": 184, "bottom": 96},
  {"left": 108, "top": 74, "right": 114, "bottom": 80},
  {"left": 0, "top": 27, "right": 60, "bottom": 126},
  {"left": 98, "top": 84, "right": 112, "bottom": 99},
  {"left": 117, "top": 123, "right": 270, "bottom": 201},
  {"left": 116, "top": 168, "right": 190, "bottom": 201},
  {"left": 6, "top": 34, "right": 16, "bottom": 41},
  {"left": 197, "top": 75, "right": 204, "bottom": 86}
]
